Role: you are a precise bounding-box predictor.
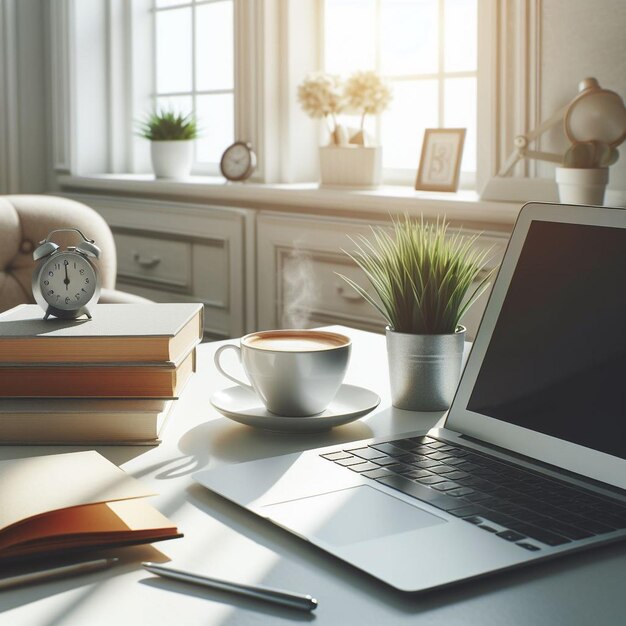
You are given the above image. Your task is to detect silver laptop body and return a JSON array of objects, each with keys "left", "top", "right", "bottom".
[{"left": 194, "top": 203, "right": 626, "bottom": 592}]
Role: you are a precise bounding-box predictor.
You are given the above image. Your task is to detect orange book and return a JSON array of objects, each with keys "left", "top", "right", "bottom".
[
  {"left": 0, "top": 451, "right": 181, "bottom": 563},
  {"left": 0, "top": 348, "right": 196, "bottom": 398}
]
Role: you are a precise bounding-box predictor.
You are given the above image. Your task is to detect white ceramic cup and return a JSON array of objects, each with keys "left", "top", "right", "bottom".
[{"left": 214, "top": 329, "right": 351, "bottom": 416}]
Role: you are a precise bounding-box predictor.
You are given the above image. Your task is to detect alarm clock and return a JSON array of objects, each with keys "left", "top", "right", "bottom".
[
  {"left": 32, "top": 228, "right": 102, "bottom": 320},
  {"left": 219, "top": 141, "right": 256, "bottom": 182}
]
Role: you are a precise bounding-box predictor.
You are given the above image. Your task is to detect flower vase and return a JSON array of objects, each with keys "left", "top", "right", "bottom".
[{"left": 319, "top": 145, "right": 382, "bottom": 189}]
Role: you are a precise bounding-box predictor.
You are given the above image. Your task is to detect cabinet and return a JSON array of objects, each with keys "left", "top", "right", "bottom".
[
  {"left": 65, "top": 193, "right": 510, "bottom": 340},
  {"left": 65, "top": 194, "right": 252, "bottom": 340}
]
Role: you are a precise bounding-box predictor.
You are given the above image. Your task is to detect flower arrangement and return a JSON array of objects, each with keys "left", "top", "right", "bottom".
[
  {"left": 297, "top": 73, "right": 344, "bottom": 141},
  {"left": 297, "top": 71, "right": 392, "bottom": 146},
  {"left": 344, "top": 71, "right": 392, "bottom": 141}
]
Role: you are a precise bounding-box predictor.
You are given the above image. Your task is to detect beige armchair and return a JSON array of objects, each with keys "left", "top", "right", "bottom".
[{"left": 0, "top": 195, "right": 149, "bottom": 313}]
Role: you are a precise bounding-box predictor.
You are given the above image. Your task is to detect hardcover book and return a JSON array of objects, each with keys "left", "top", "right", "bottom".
[
  {"left": 0, "top": 398, "right": 175, "bottom": 444},
  {"left": 0, "top": 348, "right": 196, "bottom": 398},
  {"left": 0, "top": 303, "right": 203, "bottom": 364}
]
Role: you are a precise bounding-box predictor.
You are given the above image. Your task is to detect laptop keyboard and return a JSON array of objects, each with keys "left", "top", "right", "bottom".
[{"left": 321, "top": 435, "right": 626, "bottom": 551}]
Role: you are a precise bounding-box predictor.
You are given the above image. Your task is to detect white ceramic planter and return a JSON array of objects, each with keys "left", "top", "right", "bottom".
[
  {"left": 555, "top": 167, "right": 608, "bottom": 206},
  {"left": 150, "top": 140, "right": 194, "bottom": 179},
  {"left": 319, "top": 145, "right": 382, "bottom": 189}
]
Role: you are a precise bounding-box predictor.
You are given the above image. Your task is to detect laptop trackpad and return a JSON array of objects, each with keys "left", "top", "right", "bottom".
[{"left": 262, "top": 485, "right": 446, "bottom": 546}]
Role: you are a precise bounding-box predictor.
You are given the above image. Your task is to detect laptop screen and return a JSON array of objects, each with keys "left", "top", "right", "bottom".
[{"left": 467, "top": 220, "right": 626, "bottom": 460}]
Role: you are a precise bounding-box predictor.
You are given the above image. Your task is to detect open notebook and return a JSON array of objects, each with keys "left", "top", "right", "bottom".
[{"left": 0, "top": 450, "right": 181, "bottom": 562}]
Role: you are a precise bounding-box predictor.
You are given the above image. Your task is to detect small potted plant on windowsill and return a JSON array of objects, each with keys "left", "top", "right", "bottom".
[
  {"left": 138, "top": 109, "right": 199, "bottom": 179},
  {"left": 297, "top": 71, "right": 392, "bottom": 188},
  {"left": 555, "top": 140, "right": 620, "bottom": 205},
  {"left": 339, "top": 216, "right": 495, "bottom": 411}
]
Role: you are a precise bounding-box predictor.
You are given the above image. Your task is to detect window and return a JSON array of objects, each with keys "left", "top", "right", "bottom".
[
  {"left": 323, "top": 0, "right": 477, "bottom": 185},
  {"left": 154, "top": 0, "right": 235, "bottom": 172}
]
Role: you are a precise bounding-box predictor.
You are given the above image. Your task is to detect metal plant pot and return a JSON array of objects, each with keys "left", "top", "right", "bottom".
[{"left": 386, "top": 326, "right": 465, "bottom": 411}]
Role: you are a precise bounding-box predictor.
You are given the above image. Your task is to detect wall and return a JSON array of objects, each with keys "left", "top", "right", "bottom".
[
  {"left": 539, "top": 0, "right": 626, "bottom": 203},
  {"left": 2, "top": 0, "right": 626, "bottom": 202},
  {"left": 0, "top": 0, "right": 50, "bottom": 194}
]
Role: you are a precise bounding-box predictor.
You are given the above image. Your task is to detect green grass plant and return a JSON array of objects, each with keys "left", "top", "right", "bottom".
[
  {"left": 138, "top": 109, "right": 199, "bottom": 141},
  {"left": 339, "top": 216, "right": 496, "bottom": 335}
]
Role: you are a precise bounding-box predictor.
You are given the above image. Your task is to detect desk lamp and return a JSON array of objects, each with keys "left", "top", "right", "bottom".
[{"left": 499, "top": 77, "right": 626, "bottom": 177}]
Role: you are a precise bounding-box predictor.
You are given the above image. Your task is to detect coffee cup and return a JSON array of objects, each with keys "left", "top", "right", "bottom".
[{"left": 214, "top": 329, "right": 351, "bottom": 416}]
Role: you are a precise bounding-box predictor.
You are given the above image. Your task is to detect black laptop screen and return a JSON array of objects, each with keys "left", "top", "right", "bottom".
[{"left": 467, "top": 219, "right": 626, "bottom": 460}]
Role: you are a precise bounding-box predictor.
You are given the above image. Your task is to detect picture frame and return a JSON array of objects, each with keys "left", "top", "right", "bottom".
[{"left": 415, "top": 128, "right": 466, "bottom": 192}]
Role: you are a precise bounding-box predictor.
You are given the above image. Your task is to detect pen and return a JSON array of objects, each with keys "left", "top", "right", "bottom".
[
  {"left": 0, "top": 557, "right": 119, "bottom": 591},
  {"left": 142, "top": 562, "right": 318, "bottom": 612}
]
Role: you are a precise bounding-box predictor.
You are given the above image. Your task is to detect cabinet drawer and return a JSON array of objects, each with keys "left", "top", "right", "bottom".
[
  {"left": 279, "top": 249, "right": 384, "bottom": 329},
  {"left": 115, "top": 232, "right": 192, "bottom": 291}
]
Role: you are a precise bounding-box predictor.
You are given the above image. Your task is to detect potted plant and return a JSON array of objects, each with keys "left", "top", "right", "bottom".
[
  {"left": 297, "top": 71, "right": 392, "bottom": 188},
  {"left": 555, "top": 140, "right": 619, "bottom": 205},
  {"left": 339, "top": 216, "right": 495, "bottom": 411},
  {"left": 138, "top": 109, "right": 199, "bottom": 179}
]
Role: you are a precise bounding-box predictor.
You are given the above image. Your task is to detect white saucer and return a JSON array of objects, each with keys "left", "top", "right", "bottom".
[{"left": 210, "top": 384, "right": 381, "bottom": 433}]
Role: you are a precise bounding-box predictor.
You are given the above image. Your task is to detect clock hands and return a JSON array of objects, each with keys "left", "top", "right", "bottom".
[{"left": 63, "top": 260, "right": 70, "bottom": 290}]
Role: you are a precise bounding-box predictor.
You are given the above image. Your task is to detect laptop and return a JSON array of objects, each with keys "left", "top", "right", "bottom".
[{"left": 194, "top": 202, "right": 626, "bottom": 592}]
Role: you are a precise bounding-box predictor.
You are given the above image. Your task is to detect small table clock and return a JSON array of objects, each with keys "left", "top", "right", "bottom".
[
  {"left": 32, "top": 228, "right": 102, "bottom": 320},
  {"left": 220, "top": 141, "right": 256, "bottom": 182}
]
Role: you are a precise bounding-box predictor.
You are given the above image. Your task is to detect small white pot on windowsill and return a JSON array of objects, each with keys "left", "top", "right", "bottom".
[
  {"left": 555, "top": 167, "right": 609, "bottom": 205},
  {"left": 150, "top": 140, "right": 194, "bottom": 179},
  {"left": 319, "top": 145, "right": 383, "bottom": 189}
]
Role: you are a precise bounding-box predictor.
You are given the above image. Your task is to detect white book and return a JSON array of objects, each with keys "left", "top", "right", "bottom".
[{"left": 0, "top": 398, "right": 175, "bottom": 445}]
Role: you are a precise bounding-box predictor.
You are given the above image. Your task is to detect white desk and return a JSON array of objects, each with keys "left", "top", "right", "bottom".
[{"left": 1, "top": 327, "right": 625, "bottom": 626}]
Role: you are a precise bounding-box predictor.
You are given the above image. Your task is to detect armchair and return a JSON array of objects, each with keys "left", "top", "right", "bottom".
[{"left": 0, "top": 195, "right": 149, "bottom": 313}]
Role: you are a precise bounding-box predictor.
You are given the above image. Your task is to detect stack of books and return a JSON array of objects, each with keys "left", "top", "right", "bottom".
[{"left": 0, "top": 303, "right": 203, "bottom": 445}]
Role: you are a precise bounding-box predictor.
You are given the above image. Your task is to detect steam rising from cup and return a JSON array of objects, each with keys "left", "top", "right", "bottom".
[{"left": 281, "top": 244, "right": 318, "bottom": 329}]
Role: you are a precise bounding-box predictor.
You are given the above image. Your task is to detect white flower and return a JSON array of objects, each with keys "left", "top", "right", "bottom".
[
  {"left": 297, "top": 73, "right": 345, "bottom": 119},
  {"left": 344, "top": 71, "right": 392, "bottom": 117}
]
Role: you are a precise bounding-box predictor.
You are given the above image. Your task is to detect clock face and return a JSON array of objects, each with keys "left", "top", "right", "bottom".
[
  {"left": 220, "top": 142, "right": 256, "bottom": 181},
  {"left": 39, "top": 252, "right": 97, "bottom": 310}
]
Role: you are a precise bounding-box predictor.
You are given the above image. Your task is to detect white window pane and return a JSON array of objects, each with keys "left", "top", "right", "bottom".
[
  {"left": 381, "top": 0, "right": 438, "bottom": 76},
  {"left": 156, "top": 7, "right": 192, "bottom": 93},
  {"left": 156, "top": 95, "right": 193, "bottom": 117},
  {"left": 155, "top": 0, "right": 189, "bottom": 8},
  {"left": 444, "top": 0, "right": 477, "bottom": 72},
  {"left": 196, "top": 1, "right": 234, "bottom": 91},
  {"left": 444, "top": 77, "right": 476, "bottom": 171},
  {"left": 382, "top": 80, "right": 438, "bottom": 170},
  {"left": 325, "top": 0, "right": 375, "bottom": 75},
  {"left": 196, "top": 94, "right": 234, "bottom": 164}
]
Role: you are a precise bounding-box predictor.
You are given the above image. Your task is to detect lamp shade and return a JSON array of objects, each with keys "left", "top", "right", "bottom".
[{"left": 565, "top": 78, "right": 626, "bottom": 147}]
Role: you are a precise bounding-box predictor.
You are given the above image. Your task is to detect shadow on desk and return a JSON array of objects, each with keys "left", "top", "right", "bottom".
[
  {"left": 0, "top": 544, "right": 167, "bottom": 616},
  {"left": 188, "top": 481, "right": 626, "bottom": 622},
  {"left": 176, "top": 416, "right": 373, "bottom": 467}
]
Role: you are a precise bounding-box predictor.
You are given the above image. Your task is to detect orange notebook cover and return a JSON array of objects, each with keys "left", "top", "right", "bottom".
[{"left": 0, "top": 451, "right": 181, "bottom": 563}]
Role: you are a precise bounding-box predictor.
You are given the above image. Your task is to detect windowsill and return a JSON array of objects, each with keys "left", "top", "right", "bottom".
[{"left": 57, "top": 173, "right": 522, "bottom": 227}]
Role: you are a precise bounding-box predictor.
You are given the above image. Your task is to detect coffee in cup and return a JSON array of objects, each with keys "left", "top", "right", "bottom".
[{"left": 214, "top": 329, "right": 351, "bottom": 416}]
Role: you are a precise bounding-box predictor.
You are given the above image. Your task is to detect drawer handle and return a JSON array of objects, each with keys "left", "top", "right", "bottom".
[
  {"left": 133, "top": 252, "right": 161, "bottom": 269},
  {"left": 336, "top": 285, "right": 363, "bottom": 302}
]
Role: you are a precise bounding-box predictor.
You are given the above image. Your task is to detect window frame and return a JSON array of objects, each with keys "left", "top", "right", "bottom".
[
  {"left": 319, "top": 0, "right": 484, "bottom": 190},
  {"left": 151, "top": 0, "right": 235, "bottom": 176}
]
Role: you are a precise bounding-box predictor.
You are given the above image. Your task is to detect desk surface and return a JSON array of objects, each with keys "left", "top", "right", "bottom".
[{"left": 1, "top": 327, "right": 625, "bottom": 626}]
